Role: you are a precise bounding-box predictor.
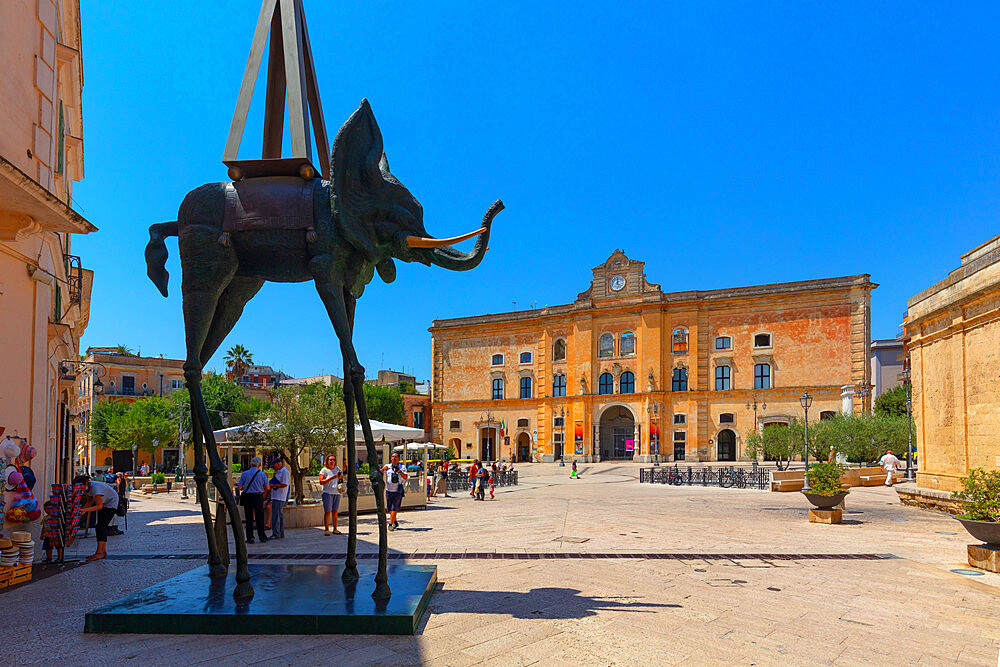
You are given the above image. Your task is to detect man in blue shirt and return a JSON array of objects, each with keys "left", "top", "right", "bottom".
[{"left": 236, "top": 457, "right": 269, "bottom": 543}]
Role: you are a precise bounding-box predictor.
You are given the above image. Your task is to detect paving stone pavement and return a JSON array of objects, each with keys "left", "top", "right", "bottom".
[{"left": 7, "top": 463, "right": 1000, "bottom": 666}]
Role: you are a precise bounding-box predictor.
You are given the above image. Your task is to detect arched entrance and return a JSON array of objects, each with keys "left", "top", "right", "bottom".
[
  {"left": 516, "top": 432, "right": 531, "bottom": 462},
  {"left": 599, "top": 405, "right": 636, "bottom": 460},
  {"left": 717, "top": 429, "right": 736, "bottom": 461},
  {"left": 448, "top": 438, "right": 461, "bottom": 458}
]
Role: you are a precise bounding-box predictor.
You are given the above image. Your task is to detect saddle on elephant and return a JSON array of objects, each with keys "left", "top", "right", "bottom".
[{"left": 219, "top": 176, "right": 319, "bottom": 244}]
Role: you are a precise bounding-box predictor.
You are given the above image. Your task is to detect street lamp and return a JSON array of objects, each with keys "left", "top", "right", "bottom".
[
  {"left": 647, "top": 401, "right": 662, "bottom": 465},
  {"left": 151, "top": 438, "right": 159, "bottom": 493},
  {"left": 131, "top": 441, "right": 138, "bottom": 478},
  {"left": 557, "top": 407, "right": 566, "bottom": 465},
  {"left": 855, "top": 383, "right": 872, "bottom": 414},
  {"left": 745, "top": 396, "right": 766, "bottom": 465},
  {"left": 799, "top": 392, "right": 813, "bottom": 491}
]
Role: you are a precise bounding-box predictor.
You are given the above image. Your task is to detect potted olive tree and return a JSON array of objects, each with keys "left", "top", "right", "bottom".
[
  {"left": 952, "top": 468, "right": 1000, "bottom": 546},
  {"left": 802, "top": 461, "right": 848, "bottom": 509}
]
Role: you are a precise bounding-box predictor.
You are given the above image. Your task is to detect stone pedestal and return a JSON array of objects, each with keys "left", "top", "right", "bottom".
[
  {"left": 968, "top": 543, "right": 1000, "bottom": 573},
  {"left": 809, "top": 508, "right": 843, "bottom": 524}
]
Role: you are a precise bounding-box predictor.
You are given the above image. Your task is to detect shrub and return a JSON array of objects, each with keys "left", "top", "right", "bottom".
[
  {"left": 151, "top": 472, "right": 166, "bottom": 484},
  {"left": 358, "top": 463, "right": 370, "bottom": 475},
  {"left": 805, "top": 461, "right": 846, "bottom": 497},
  {"left": 953, "top": 468, "right": 1000, "bottom": 522}
]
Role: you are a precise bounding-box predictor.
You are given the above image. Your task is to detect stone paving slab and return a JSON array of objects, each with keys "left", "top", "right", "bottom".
[{"left": 8, "top": 463, "right": 1000, "bottom": 665}]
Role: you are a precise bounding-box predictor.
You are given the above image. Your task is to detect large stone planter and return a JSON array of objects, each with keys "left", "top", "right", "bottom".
[
  {"left": 802, "top": 491, "right": 848, "bottom": 510},
  {"left": 956, "top": 517, "right": 1000, "bottom": 546}
]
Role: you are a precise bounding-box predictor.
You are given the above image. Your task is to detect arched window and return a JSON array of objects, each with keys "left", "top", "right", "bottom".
[
  {"left": 491, "top": 378, "right": 504, "bottom": 400},
  {"left": 491, "top": 353, "right": 504, "bottom": 366},
  {"left": 620, "top": 332, "right": 636, "bottom": 356},
  {"left": 619, "top": 371, "right": 635, "bottom": 394},
  {"left": 671, "top": 368, "right": 688, "bottom": 392},
  {"left": 598, "top": 333, "right": 614, "bottom": 358},
  {"left": 715, "top": 365, "right": 731, "bottom": 391},
  {"left": 598, "top": 372, "right": 614, "bottom": 395},
  {"left": 519, "top": 351, "right": 532, "bottom": 364},
  {"left": 552, "top": 339, "right": 566, "bottom": 362},
  {"left": 519, "top": 376, "right": 532, "bottom": 399},
  {"left": 753, "top": 363, "right": 771, "bottom": 389},
  {"left": 672, "top": 327, "right": 688, "bottom": 353},
  {"left": 552, "top": 374, "right": 566, "bottom": 397}
]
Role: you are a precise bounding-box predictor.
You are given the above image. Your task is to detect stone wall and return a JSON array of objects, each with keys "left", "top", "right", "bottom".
[{"left": 906, "top": 235, "right": 1000, "bottom": 492}]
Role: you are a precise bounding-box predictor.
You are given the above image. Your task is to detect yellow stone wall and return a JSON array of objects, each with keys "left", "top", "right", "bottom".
[
  {"left": 432, "top": 251, "right": 873, "bottom": 463},
  {"left": 907, "top": 235, "right": 1000, "bottom": 492}
]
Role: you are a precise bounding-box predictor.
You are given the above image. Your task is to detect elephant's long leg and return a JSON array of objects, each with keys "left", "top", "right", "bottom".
[
  {"left": 191, "top": 397, "right": 225, "bottom": 577},
  {"left": 198, "top": 277, "right": 265, "bottom": 367},
  {"left": 341, "top": 354, "right": 359, "bottom": 582},
  {"left": 313, "top": 280, "right": 390, "bottom": 599}
]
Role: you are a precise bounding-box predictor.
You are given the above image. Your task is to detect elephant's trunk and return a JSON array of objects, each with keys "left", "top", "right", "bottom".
[{"left": 419, "top": 200, "right": 504, "bottom": 271}]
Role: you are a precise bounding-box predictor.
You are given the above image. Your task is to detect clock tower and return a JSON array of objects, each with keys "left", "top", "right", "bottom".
[{"left": 576, "top": 249, "right": 662, "bottom": 303}]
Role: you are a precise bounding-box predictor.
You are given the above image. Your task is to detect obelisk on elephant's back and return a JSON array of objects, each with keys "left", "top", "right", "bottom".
[{"left": 87, "top": 0, "right": 502, "bottom": 634}]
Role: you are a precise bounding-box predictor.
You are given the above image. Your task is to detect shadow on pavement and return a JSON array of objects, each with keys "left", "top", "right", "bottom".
[{"left": 433, "top": 584, "right": 681, "bottom": 619}]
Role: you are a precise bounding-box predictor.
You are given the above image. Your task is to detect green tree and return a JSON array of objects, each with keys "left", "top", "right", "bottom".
[
  {"left": 874, "top": 385, "right": 908, "bottom": 418},
  {"left": 106, "top": 397, "right": 176, "bottom": 469},
  {"left": 332, "top": 383, "right": 406, "bottom": 425},
  {"left": 87, "top": 400, "right": 130, "bottom": 448},
  {"left": 745, "top": 423, "right": 801, "bottom": 470},
  {"left": 242, "top": 383, "right": 345, "bottom": 503},
  {"left": 224, "top": 344, "right": 254, "bottom": 380},
  {"left": 398, "top": 380, "right": 415, "bottom": 394},
  {"left": 167, "top": 373, "right": 259, "bottom": 433}
]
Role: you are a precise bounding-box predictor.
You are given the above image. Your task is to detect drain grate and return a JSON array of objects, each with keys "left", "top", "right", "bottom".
[{"left": 107, "top": 552, "right": 892, "bottom": 562}]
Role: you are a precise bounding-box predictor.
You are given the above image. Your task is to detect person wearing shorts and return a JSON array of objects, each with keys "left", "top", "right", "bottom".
[
  {"left": 319, "top": 454, "right": 342, "bottom": 536},
  {"left": 381, "top": 453, "right": 408, "bottom": 530}
]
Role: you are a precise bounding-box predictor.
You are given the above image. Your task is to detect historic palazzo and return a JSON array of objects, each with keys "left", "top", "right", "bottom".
[{"left": 430, "top": 251, "right": 875, "bottom": 463}]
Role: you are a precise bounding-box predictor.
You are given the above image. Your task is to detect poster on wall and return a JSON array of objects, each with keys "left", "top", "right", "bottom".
[
  {"left": 574, "top": 420, "right": 583, "bottom": 456},
  {"left": 625, "top": 439, "right": 635, "bottom": 452},
  {"left": 574, "top": 442, "right": 583, "bottom": 455}
]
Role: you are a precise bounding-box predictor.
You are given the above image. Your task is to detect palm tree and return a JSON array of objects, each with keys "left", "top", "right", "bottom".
[
  {"left": 113, "top": 344, "right": 137, "bottom": 356},
  {"left": 224, "top": 345, "right": 254, "bottom": 380}
]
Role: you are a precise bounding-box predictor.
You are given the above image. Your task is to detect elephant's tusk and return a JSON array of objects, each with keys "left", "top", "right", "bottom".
[{"left": 406, "top": 227, "right": 486, "bottom": 248}]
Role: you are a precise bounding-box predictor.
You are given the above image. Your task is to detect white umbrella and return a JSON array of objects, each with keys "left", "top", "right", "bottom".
[
  {"left": 356, "top": 420, "right": 423, "bottom": 442},
  {"left": 392, "top": 442, "right": 447, "bottom": 452}
]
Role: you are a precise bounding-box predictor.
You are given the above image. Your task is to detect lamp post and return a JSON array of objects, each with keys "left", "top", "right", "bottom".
[
  {"left": 557, "top": 407, "right": 566, "bottom": 465},
  {"left": 745, "top": 395, "right": 766, "bottom": 465},
  {"left": 800, "top": 392, "right": 813, "bottom": 491},
  {"left": 151, "top": 438, "right": 159, "bottom": 493},
  {"left": 131, "top": 441, "right": 138, "bottom": 478},
  {"left": 647, "top": 401, "right": 662, "bottom": 465},
  {"left": 855, "top": 383, "right": 872, "bottom": 414}
]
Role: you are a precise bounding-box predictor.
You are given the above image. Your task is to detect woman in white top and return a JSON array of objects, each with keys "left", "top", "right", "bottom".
[{"left": 319, "top": 454, "right": 342, "bottom": 536}]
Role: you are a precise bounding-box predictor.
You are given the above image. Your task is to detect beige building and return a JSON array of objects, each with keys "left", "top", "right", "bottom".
[
  {"left": 431, "top": 251, "right": 874, "bottom": 463},
  {"left": 0, "top": 1, "right": 95, "bottom": 491},
  {"left": 905, "top": 235, "right": 1000, "bottom": 492},
  {"left": 75, "top": 349, "right": 187, "bottom": 472}
]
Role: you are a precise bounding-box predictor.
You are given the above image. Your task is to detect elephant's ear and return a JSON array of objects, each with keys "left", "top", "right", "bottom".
[{"left": 331, "top": 99, "right": 385, "bottom": 259}]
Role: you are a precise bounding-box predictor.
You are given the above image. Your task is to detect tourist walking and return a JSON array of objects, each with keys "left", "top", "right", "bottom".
[
  {"left": 269, "top": 459, "right": 291, "bottom": 539},
  {"left": 437, "top": 459, "right": 451, "bottom": 498},
  {"left": 382, "top": 452, "right": 408, "bottom": 530},
  {"left": 879, "top": 449, "right": 902, "bottom": 487},
  {"left": 474, "top": 464, "right": 488, "bottom": 500},
  {"left": 319, "top": 454, "right": 342, "bottom": 535},
  {"left": 571, "top": 460, "right": 578, "bottom": 479},
  {"left": 468, "top": 460, "right": 479, "bottom": 496},
  {"left": 488, "top": 471, "right": 495, "bottom": 500},
  {"left": 74, "top": 474, "right": 119, "bottom": 562},
  {"left": 235, "top": 457, "right": 268, "bottom": 543}
]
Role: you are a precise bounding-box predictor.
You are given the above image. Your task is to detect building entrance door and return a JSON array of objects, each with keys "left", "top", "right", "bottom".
[
  {"left": 517, "top": 432, "right": 531, "bottom": 462},
  {"left": 162, "top": 448, "right": 179, "bottom": 473},
  {"left": 599, "top": 406, "right": 636, "bottom": 460},
  {"left": 717, "top": 429, "right": 736, "bottom": 461},
  {"left": 480, "top": 428, "right": 496, "bottom": 462}
]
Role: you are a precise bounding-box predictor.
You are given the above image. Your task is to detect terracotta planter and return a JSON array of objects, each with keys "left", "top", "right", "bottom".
[
  {"left": 802, "top": 491, "right": 847, "bottom": 509},
  {"left": 956, "top": 517, "right": 1000, "bottom": 546}
]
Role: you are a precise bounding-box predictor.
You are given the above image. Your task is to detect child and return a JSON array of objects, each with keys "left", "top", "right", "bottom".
[
  {"left": 426, "top": 476, "right": 433, "bottom": 500},
  {"left": 488, "top": 474, "right": 495, "bottom": 500},
  {"left": 571, "top": 460, "right": 578, "bottom": 478}
]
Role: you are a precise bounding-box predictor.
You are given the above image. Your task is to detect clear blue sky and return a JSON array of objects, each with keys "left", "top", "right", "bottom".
[{"left": 74, "top": 2, "right": 999, "bottom": 381}]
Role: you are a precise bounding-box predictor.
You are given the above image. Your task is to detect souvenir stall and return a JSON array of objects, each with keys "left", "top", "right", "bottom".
[{"left": 0, "top": 433, "right": 43, "bottom": 588}]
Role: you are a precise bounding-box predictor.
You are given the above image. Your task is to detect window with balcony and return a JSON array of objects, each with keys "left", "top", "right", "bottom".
[
  {"left": 619, "top": 371, "right": 635, "bottom": 394},
  {"left": 519, "top": 376, "right": 532, "bottom": 399},
  {"left": 598, "top": 333, "right": 614, "bottom": 358},
  {"left": 491, "top": 378, "right": 504, "bottom": 400},
  {"left": 598, "top": 372, "right": 614, "bottom": 395},
  {"left": 753, "top": 363, "right": 771, "bottom": 389},
  {"left": 620, "top": 332, "right": 635, "bottom": 356},
  {"left": 715, "top": 365, "right": 731, "bottom": 391},
  {"left": 552, "top": 374, "right": 566, "bottom": 397},
  {"left": 672, "top": 367, "right": 688, "bottom": 392}
]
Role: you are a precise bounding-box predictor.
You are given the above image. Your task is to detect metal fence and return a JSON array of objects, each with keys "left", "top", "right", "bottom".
[
  {"left": 639, "top": 465, "right": 769, "bottom": 491},
  {"left": 446, "top": 469, "right": 518, "bottom": 492}
]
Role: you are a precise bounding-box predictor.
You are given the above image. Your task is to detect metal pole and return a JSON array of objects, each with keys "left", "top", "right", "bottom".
[
  {"left": 802, "top": 405, "right": 810, "bottom": 492},
  {"left": 905, "top": 390, "right": 914, "bottom": 482},
  {"left": 180, "top": 406, "right": 189, "bottom": 499}
]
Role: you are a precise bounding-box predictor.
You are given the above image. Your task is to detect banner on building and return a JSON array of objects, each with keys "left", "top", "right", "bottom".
[{"left": 574, "top": 420, "right": 583, "bottom": 455}]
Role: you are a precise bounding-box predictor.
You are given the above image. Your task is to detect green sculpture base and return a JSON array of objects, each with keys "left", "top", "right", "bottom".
[{"left": 85, "top": 562, "right": 436, "bottom": 635}]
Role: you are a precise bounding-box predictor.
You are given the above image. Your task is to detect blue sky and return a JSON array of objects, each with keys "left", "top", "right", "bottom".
[{"left": 74, "top": 2, "right": 999, "bottom": 381}]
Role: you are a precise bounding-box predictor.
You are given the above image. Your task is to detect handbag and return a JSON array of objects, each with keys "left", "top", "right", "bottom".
[{"left": 238, "top": 469, "right": 261, "bottom": 507}]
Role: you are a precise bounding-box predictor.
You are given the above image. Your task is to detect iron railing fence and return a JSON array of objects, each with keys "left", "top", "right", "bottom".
[
  {"left": 640, "top": 465, "right": 770, "bottom": 491},
  {"left": 446, "top": 469, "right": 518, "bottom": 492}
]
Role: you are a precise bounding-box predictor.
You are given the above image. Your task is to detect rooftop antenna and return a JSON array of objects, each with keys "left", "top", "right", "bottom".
[{"left": 223, "top": 0, "right": 330, "bottom": 182}]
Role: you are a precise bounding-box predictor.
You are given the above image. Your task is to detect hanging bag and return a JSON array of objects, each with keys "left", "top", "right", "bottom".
[{"left": 238, "top": 469, "right": 261, "bottom": 507}]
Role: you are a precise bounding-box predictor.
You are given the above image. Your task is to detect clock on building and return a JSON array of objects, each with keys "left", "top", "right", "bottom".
[{"left": 609, "top": 275, "right": 626, "bottom": 291}]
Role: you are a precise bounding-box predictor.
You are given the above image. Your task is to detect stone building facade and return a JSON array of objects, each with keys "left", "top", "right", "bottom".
[
  {"left": 905, "top": 235, "right": 1000, "bottom": 493},
  {"left": 0, "top": 0, "right": 95, "bottom": 491},
  {"left": 430, "top": 251, "right": 874, "bottom": 463}
]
